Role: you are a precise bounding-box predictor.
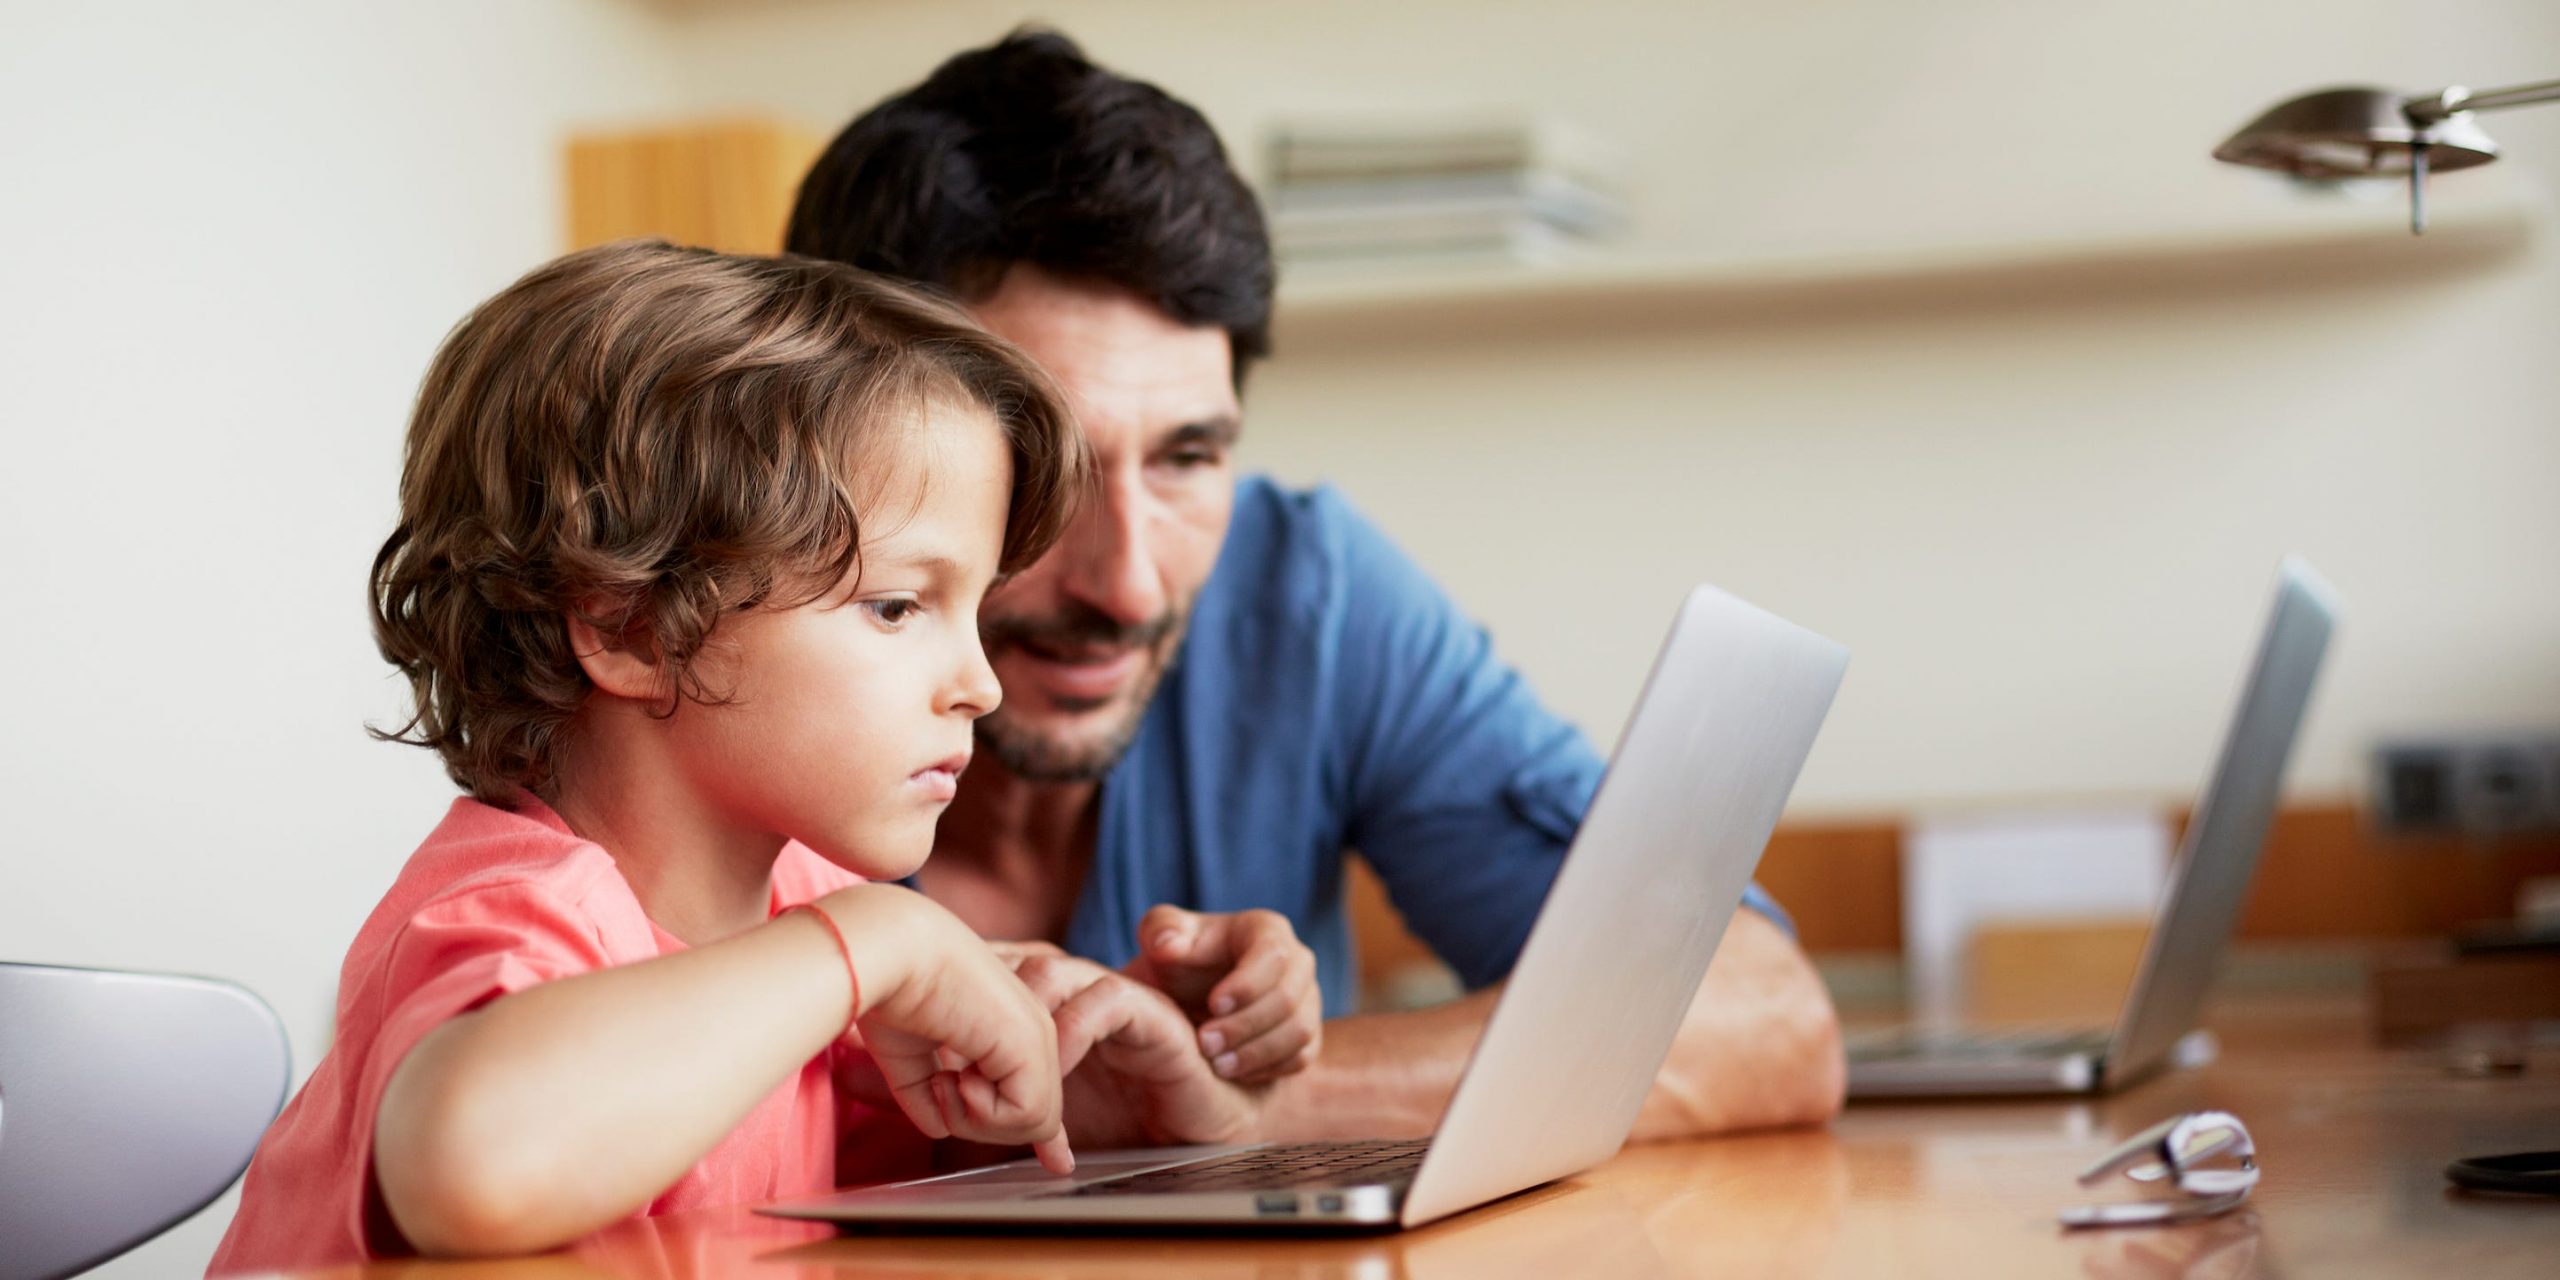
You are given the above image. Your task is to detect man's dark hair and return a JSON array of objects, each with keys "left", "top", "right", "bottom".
[{"left": 785, "top": 28, "right": 1273, "bottom": 383}]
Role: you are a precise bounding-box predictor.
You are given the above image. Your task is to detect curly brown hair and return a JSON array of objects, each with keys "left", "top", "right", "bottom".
[{"left": 369, "top": 240, "right": 1083, "bottom": 803}]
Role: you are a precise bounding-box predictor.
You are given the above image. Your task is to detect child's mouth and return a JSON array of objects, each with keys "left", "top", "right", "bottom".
[{"left": 909, "top": 753, "right": 969, "bottom": 802}]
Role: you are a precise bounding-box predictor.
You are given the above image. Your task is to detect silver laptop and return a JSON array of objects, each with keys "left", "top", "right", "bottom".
[
  {"left": 1847, "top": 557, "right": 2337, "bottom": 1098},
  {"left": 763, "top": 583, "right": 1849, "bottom": 1230}
]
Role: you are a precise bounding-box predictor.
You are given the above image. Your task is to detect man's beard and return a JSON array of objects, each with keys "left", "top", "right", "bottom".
[{"left": 976, "top": 600, "right": 1186, "bottom": 785}]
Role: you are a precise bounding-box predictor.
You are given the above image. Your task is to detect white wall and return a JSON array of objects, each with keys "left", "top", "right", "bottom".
[
  {"left": 659, "top": 0, "right": 2560, "bottom": 810},
  {"left": 0, "top": 3, "right": 685, "bottom": 1273},
  {"left": 4, "top": 1, "right": 2556, "bottom": 1273}
]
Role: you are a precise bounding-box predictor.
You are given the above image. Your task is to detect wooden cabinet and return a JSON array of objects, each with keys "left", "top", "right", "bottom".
[{"left": 564, "top": 119, "right": 821, "bottom": 255}]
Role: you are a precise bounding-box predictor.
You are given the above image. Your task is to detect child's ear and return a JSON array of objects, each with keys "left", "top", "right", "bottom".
[{"left": 562, "top": 607, "right": 666, "bottom": 701}]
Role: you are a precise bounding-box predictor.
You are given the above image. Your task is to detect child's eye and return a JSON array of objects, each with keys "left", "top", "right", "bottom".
[{"left": 861, "top": 597, "right": 922, "bottom": 628}]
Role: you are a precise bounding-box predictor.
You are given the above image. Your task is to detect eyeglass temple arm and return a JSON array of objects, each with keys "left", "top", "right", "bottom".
[
  {"left": 2078, "top": 1114, "right": 2186, "bottom": 1185},
  {"left": 2077, "top": 1111, "right": 2255, "bottom": 1186}
]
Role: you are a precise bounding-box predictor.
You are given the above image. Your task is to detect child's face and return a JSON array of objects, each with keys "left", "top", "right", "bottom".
[{"left": 669, "top": 400, "right": 1012, "bottom": 879}]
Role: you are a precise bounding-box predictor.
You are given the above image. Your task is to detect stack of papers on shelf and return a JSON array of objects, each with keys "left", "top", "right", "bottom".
[{"left": 1262, "top": 115, "right": 1630, "bottom": 272}]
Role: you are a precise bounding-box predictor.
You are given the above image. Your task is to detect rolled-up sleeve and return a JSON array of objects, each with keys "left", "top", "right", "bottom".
[{"left": 1321, "top": 493, "right": 1791, "bottom": 989}]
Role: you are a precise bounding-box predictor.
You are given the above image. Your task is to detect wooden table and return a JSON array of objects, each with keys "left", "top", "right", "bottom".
[{"left": 296, "top": 1000, "right": 2560, "bottom": 1279}]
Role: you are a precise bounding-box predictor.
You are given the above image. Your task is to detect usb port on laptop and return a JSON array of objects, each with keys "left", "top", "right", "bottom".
[{"left": 1254, "top": 1194, "right": 1299, "bottom": 1215}]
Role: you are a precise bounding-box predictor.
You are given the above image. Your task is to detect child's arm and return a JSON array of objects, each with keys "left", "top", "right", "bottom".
[{"left": 374, "top": 883, "right": 1065, "bottom": 1258}]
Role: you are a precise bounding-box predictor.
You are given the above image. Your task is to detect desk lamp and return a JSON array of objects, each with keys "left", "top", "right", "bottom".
[{"left": 2213, "top": 78, "right": 2560, "bottom": 233}]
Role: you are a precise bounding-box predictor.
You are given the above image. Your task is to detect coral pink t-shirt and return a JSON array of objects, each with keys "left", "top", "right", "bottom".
[{"left": 209, "top": 796, "right": 928, "bottom": 1274}]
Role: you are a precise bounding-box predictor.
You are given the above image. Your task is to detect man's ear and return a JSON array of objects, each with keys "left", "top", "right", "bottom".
[{"left": 562, "top": 608, "right": 665, "bottom": 701}]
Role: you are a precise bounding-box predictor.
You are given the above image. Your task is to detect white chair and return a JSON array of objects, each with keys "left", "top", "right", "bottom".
[{"left": 0, "top": 962, "right": 289, "bottom": 1280}]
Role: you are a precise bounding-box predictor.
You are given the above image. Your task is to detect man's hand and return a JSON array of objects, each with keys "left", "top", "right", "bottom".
[
  {"left": 1000, "top": 947, "right": 1266, "bottom": 1150},
  {"left": 1121, "top": 905, "right": 1321, "bottom": 1082}
]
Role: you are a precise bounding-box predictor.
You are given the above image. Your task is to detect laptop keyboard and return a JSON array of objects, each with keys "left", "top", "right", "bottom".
[
  {"left": 1849, "top": 1026, "right": 2112, "bottom": 1062},
  {"left": 1052, "top": 1140, "right": 1430, "bottom": 1196}
]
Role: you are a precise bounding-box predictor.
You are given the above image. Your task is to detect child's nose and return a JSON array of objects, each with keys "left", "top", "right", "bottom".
[{"left": 946, "top": 634, "right": 1003, "bottom": 717}]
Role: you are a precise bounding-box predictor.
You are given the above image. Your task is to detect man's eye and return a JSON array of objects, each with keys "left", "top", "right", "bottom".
[{"left": 1162, "top": 447, "right": 1224, "bottom": 470}]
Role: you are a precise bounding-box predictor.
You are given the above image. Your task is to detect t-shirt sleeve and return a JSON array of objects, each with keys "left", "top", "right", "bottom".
[
  {"left": 348, "top": 880, "right": 619, "bottom": 1251},
  {"left": 1324, "top": 496, "right": 1793, "bottom": 991}
]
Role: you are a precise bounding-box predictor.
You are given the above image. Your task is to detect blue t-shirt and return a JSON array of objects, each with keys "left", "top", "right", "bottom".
[{"left": 1053, "top": 476, "right": 1789, "bottom": 1017}]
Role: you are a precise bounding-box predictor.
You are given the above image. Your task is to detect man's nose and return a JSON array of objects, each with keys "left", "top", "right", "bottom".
[{"left": 1055, "top": 477, "right": 1165, "bottom": 628}]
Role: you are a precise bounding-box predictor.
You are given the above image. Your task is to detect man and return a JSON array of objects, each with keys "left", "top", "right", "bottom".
[{"left": 785, "top": 29, "right": 1842, "bottom": 1142}]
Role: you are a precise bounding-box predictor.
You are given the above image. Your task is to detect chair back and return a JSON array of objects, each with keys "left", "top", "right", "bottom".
[{"left": 0, "top": 962, "right": 290, "bottom": 1280}]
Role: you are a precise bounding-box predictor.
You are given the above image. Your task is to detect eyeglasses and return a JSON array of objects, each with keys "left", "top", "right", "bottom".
[{"left": 2060, "top": 1110, "right": 2259, "bottom": 1228}]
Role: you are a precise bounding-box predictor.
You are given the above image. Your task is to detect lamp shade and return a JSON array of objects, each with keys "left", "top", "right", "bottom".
[{"left": 2213, "top": 86, "right": 2499, "bottom": 178}]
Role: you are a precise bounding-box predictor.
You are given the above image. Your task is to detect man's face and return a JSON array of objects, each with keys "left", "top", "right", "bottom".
[{"left": 966, "top": 264, "right": 1239, "bottom": 784}]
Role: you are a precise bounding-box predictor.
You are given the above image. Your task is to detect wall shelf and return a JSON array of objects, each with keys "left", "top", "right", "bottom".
[{"left": 1271, "top": 187, "right": 2545, "bottom": 350}]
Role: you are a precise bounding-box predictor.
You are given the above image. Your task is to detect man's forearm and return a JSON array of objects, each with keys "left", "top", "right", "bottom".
[
  {"left": 1257, "top": 909, "right": 1843, "bottom": 1143},
  {"left": 1256, "top": 987, "right": 1499, "bottom": 1140},
  {"left": 1627, "top": 908, "right": 1845, "bottom": 1140}
]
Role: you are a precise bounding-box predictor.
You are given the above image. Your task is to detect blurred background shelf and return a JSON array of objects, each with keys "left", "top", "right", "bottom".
[
  {"left": 558, "top": 116, "right": 2546, "bottom": 350},
  {"left": 1274, "top": 184, "right": 2546, "bottom": 348}
]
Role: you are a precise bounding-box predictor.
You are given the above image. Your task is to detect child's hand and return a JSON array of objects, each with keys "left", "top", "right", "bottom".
[
  {"left": 1122, "top": 906, "right": 1322, "bottom": 1082},
  {"left": 818, "top": 886, "right": 1074, "bottom": 1173},
  {"left": 1004, "top": 949, "right": 1265, "bottom": 1150}
]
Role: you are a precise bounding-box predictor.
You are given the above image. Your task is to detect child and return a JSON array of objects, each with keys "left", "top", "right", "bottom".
[{"left": 212, "top": 241, "right": 1098, "bottom": 1268}]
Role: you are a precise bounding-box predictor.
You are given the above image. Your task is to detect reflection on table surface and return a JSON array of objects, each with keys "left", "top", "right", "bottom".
[{"left": 299, "top": 1000, "right": 2560, "bottom": 1280}]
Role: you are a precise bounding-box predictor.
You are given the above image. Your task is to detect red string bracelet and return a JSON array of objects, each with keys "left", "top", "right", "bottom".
[{"left": 785, "top": 902, "right": 862, "bottom": 1035}]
